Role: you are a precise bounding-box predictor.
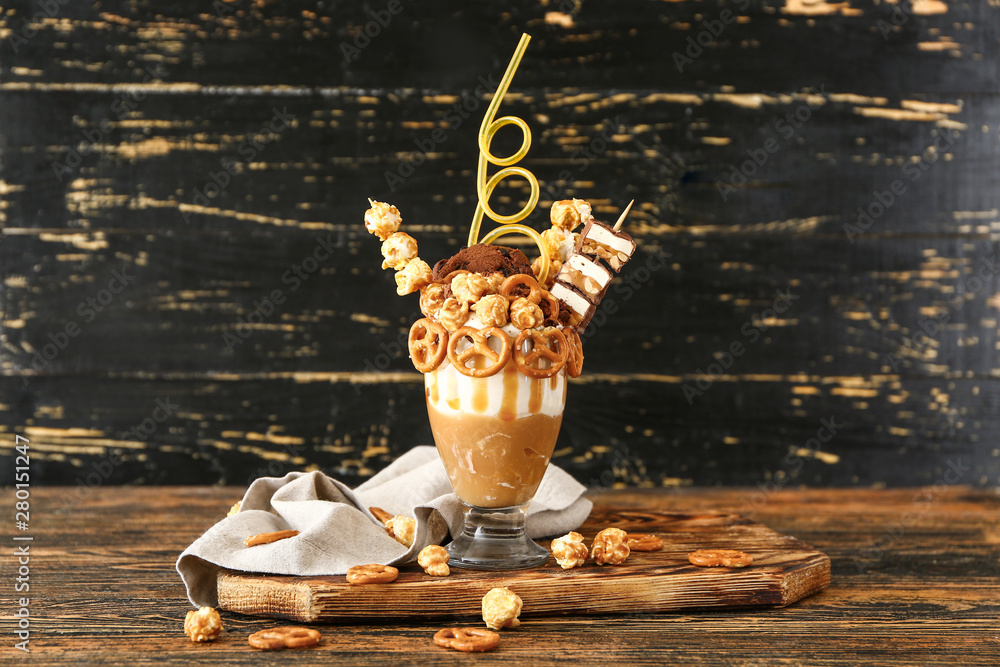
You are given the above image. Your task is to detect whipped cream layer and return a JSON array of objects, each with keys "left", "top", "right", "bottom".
[{"left": 425, "top": 315, "right": 567, "bottom": 418}]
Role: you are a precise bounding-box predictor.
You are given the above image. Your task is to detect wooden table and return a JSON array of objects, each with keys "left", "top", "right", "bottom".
[{"left": 7, "top": 486, "right": 998, "bottom": 665}]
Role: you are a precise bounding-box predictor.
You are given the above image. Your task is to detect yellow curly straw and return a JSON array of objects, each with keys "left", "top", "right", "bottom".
[{"left": 467, "top": 33, "right": 550, "bottom": 284}]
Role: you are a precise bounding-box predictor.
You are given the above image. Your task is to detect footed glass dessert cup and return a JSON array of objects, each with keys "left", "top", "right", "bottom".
[{"left": 424, "top": 327, "right": 568, "bottom": 570}]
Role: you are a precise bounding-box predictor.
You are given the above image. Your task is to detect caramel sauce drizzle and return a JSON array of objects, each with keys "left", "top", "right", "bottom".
[
  {"left": 427, "top": 372, "right": 439, "bottom": 404},
  {"left": 528, "top": 376, "right": 543, "bottom": 415},
  {"left": 499, "top": 359, "right": 520, "bottom": 422},
  {"left": 471, "top": 377, "right": 489, "bottom": 414}
]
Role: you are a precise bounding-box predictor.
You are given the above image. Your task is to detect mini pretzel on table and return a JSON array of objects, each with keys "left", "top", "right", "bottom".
[
  {"left": 346, "top": 563, "right": 400, "bottom": 585},
  {"left": 248, "top": 626, "right": 321, "bottom": 650},
  {"left": 433, "top": 627, "right": 501, "bottom": 653}
]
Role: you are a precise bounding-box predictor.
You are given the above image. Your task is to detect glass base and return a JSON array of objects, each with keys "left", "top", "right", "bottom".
[{"left": 447, "top": 504, "right": 549, "bottom": 570}]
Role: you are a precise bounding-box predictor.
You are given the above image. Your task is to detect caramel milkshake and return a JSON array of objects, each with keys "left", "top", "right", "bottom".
[
  {"left": 363, "top": 198, "right": 631, "bottom": 570},
  {"left": 425, "top": 314, "right": 567, "bottom": 508}
]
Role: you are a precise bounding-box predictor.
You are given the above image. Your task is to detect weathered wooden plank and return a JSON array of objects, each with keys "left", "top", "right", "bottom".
[
  {"left": 2, "top": 1, "right": 1000, "bottom": 491},
  {"left": 3, "top": 232, "right": 999, "bottom": 378},
  {"left": 0, "top": 0, "right": 996, "bottom": 94},
  {"left": 1, "top": 375, "right": 994, "bottom": 487},
  {"left": 216, "top": 510, "right": 830, "bottom": 621},
  {"left": 0, "top": 487, "right": 995, "bottom": 665},
  {"left": 0, "top": 89, "right": 993, "bottom": 235}
]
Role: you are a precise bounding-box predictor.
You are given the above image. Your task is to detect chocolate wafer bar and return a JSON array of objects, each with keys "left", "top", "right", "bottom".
[
  {"left": 578, "top": 220, "right": 636, "bottom": 273},
  {"left": 554, "top": 253, "right": 613, "bottom": 303},
  {"left": 550, "top": 281, "right": 597, "bottom": 330}
]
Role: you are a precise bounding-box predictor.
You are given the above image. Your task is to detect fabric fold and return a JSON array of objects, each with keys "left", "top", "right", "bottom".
[{"left": 176, "top": 446, "right": 591, "bottom": 607}]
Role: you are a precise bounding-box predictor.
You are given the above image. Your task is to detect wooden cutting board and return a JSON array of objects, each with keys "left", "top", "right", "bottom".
[{"left": 216, "top": 508, "right": 830, "bottom": 622}]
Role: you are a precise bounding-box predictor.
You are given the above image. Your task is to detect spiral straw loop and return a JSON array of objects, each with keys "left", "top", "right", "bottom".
[
  {"left": 466, "top": 33, "right": 551, "bottom": 285},
  {"left": 478, "top": 166, "right": 540, "bottom": 225},
  {"left": 478, "top": 115, "right": 532, "bottom": 166}
]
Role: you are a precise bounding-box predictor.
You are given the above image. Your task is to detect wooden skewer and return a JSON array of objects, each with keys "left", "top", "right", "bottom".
[{"left": 613, "top": 199, "right": 634, "bottom": 232}]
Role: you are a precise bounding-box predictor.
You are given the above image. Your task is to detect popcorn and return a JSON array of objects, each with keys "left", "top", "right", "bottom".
[
  {"left": 509, "top": 297, "right": 543, "bottom": 330},
  {"left": 484, "top": 273, "right": 506, "bottom": 294},
  {"left": 473, "top": 294, "right": 509, "bottom": 328},
  {"left": 550, "top": 531, "right": 588, "bottom": 570},
  {"left": 531, "top": 256, "right": 561, "bottom": 289},
  {"left": 419, "top": 283, "right": 447, "bottom": 319},
  {"left": 184, "top": 606, "right": 223, "bottom": 643},
  {"left": 381, "top": 232, "right": 418, "bottom": 270},
  {"left": 541, "top": 227, "right": 570, "bottom": 262},
  {"left": 591, "top": 527, "right": 630, "bottom": 565},
  {"left": 226, "top": 501, "right": 241, "bottom": 517},
  {"left": 364, "top": 199, "right": 402, "bottom": 241},
  {"left": 417, "top": 545, "right": 450, "bottom": 576},
  {"left": 481, "top": 587, "right": 522, "bottom": 630},
  {"left": 439, "top": 297, "right": 471, "bottom": 332},
  {"left": 394, "top": 258, "right": 433, "bottom": 296},
  {"left": 550, "top": 198, "right": 592, "bottom": 232},
  {"left": 386, "top": 515, "right": 416, "bottom": 547},
  {"left": 451, "top": 272, "right": 490, "bottom": 304}
]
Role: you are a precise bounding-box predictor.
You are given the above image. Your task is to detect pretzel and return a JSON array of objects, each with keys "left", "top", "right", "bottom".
[
  {"left": 566, "top": 328, "right": 584, "bottom": 378},
  {"left": 514, "top": 328, "right": 568, "bottom": 378},
  {"left": 500, "top": 273, "right": 560, "bottom": 318},
  {"left": 433, "top": 627, "right": 500, "bottom": 653},
  {"left": 248, "top": 626, "right": 322, "bottom": 650},
  {"left": 688, "top": 549, "right": 753, "bottom": 568},
  {"left": 244, "top": 530, "right": 299, "bottom": 547},
  {"left": 369, "top": 506, "right": 393, "bottom": 526},
  {"left": 626, "top": 533, "right": 664, "bottom": 552},
  {"left": 408, "top": 318, "right": 449, "bottom": 373},
  {"left": 346, "top": 563, "right": 399, "bottom": 584},
  {"left": 446, "top": 326, "right": 511, "bottom": 378}
]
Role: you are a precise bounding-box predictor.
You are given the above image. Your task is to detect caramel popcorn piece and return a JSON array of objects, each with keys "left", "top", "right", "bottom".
[
  {"left": 473, "top": 294, "right": 510, "bottom": 328},
  {"left": 550, "top": 531, "right": 588, "bottom": 570},
  {"left": 386, "top": 515, "right": 416, "bottom": 547},
  {"left": 417, "top": 545, "right": 450, "bottom": 576},
  {"left": 438, "top": 297, "right": 471, "bottom": 332},
  {"left": 381, "top": 232, "right": 418, "bottom": 270},
  {"left": 184, "top": 606, "right": 223, "bottom": 643},
  {"left": 541, "top": 227, "right": 571, "bottom": 261},
  {"left": 364, "top": 199, "right": 402, "bottom": 241},
  {"left": 481, "top": 587, "right": 522, "bottom": 630},
  {"left": 226, "top": 501, "right": 241, "bottom": 517},
  {"left": 550, "top": 198, "right": 592, "bottom": 232},
  {"left": 509, "top": 297, "right": 543, "bottom": 330},
  {"left": 484, "top": 273, "right": 506, "bottom": 294},
  {"left": 531, "top": 256, "right": 562, "bottom": 289},
  {"left": 591, "top": 527, "right": 630, "bottom": 565},
  {"left": 451, "top": 272, "right": 490, "bottom": 304},
  {"left": 395, "top": 258, "right": 433, "bottom": 296},
  {"left": 419, "top": 283, "right": 447, "bottom": 319}
]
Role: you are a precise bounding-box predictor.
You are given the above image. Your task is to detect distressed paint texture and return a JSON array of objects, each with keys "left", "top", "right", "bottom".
[{"left": 0, "top": 1, "right": 998, "bottom": 488}]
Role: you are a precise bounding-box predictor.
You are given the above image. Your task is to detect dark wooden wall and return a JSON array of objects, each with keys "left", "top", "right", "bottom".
[{"left": 1, "top": 0, "right": 998, "bottom": 490}]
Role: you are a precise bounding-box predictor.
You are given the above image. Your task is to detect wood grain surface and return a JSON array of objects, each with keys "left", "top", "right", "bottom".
[
  {"left": 217, "top": 508, "right": 830, "bottom": 621},
  {"left": 1, "top": 486, "right": 996, "bottom": 665},
  {"left": 1, "top": 1, "right": 1000, "bottom": 488}
]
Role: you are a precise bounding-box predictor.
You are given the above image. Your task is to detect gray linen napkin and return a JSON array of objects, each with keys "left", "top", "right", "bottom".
[{"left": 176, "top": 446, "right": 592, "bottom": 607}]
